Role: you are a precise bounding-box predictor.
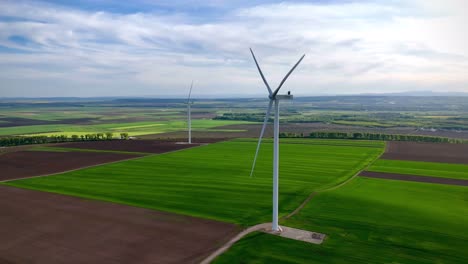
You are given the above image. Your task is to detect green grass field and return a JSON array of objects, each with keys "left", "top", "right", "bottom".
[
  {"left": 215, "top": 177, "right": 468, "bottom": 263},
  {"left": 3, "top": 139, "right": 383, "bottom": 226},
  {"left": 368, "top": 159, "right": 468, "bottom": 180}
]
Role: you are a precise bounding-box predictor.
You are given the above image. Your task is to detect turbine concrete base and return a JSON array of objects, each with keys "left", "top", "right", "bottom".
[
  {"left": 174, "top": 142, "right": 194, "bottom": 145},
  {"left": 200, "top": 223, "right": 326, "bottom": 263},
  {"left": 264, "top": 226, "right": 326, "bottom": 244}
]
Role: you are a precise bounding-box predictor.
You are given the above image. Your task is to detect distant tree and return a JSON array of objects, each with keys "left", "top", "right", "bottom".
[
  {"left": 105, "top": 132, "right": 113, "bottom": 140},
  {"left": 120, "top": 133, "right": 129, "bottom": 140},
  {"left": 71, "top": 135, "right": 79, "bottom": 141}
]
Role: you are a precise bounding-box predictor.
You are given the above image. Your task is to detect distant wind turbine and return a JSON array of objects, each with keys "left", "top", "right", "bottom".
[
  {"left": 249, "top": 48, "right": 305, "bottom": 232},
  {"left": 187, "top": 81, "right": 194, "bottom": 144}
]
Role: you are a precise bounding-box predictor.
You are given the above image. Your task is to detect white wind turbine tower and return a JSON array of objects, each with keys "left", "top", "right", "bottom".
[
  {"left": 249, "top": 48, "right": 305, "bottom": 232},
  {"left": 187, "top": 81, "right": 194, "bottom": 144}
]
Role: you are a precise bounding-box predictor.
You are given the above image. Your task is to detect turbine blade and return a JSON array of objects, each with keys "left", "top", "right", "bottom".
[
  {"left": 250, "top": 100, "right": 273, "bottom": 177},
  {"left": 250, "top": 48, "right": 273, "bottom": 96},
  {"left": 272, "top": 54, "right": 305, "bottom": 98},
  {"left": 187, "top": 80, "right": 194, "bottom": 103}
]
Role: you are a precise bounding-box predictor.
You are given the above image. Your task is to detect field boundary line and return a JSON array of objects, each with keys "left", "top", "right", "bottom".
[
  {"left": 0, "top": 143, "right": 210, "bottom": 183},
  {"left": 200, "top": 223, "right": 271, "bottom": 264},
  {"left": 320, "top": 141, "right": 387, "bottom": 193},
  {"left": 278, "top": 141, "right": 388, "bottom": 221}
]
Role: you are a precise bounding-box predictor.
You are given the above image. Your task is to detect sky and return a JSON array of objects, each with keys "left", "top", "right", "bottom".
[{"left": 0, "top": 0, "right": 467, "bottom": 97}]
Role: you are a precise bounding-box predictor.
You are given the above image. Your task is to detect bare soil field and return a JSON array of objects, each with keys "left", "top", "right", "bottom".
[
  {"left": 56, "top": 140, "right": 206, "bottom": 153},
  {"left": 0, "top": 144, "right": 37, "bottom": 154},
  {"left": 0, "top": 151, "right": 140, "bottom": 181},
  {"left": 382, "top": 141, "right": 468, "bottom": 164},
  {"left": 0, "top": 185, "right": 239, "bottom": 264},
  {"left": 359, "top": 171, "right": 468, "bottom": 186}
]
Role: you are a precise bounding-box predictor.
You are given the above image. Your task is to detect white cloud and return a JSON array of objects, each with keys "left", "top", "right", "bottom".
[{"left": 0, "top": 0, "right": 467, "bottom": 97}]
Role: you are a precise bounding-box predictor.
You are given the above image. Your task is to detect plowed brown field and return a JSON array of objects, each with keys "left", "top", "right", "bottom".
[
  {"left": 57, "top": 140, "right": 205, "bottom": 153},
  {"left": 382, "top": 141, "right": 468, "bottom": 164},
  {"left": 0, "top": 150, "right": 141, "bottom": 181},
  {"left": 0, "top": 185, "right": 238, "bottom": 264},
  {"left": 359, "top": 171, "right": 468, "bottom": 186}
]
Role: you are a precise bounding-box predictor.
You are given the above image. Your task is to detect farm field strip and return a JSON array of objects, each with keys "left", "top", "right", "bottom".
[
  {"left": 0, "top": 150, "right": 143, "bottom": 182},
  {"left": 0, "top": 107, "right": 185, "bottom": 122},
  {"left": 359, "top": 171, "right": 468, "bottom": 186},
  {"left": 215, "top": 177, "right": 468, "bottom": 263},
  {"left": 382, "top": 141, "right": 468, "bottom": 164},
  {"left": 0, "top": 140, "right": 203, "bottom": 182},
  {"left": 55, "top": 140, "right": 206, "bottom": 154},
  {"left": 0, "top": 120, "right": 251, "bottom": 136},
  {"left": 367, "top": 159, "right": 468, "bottom": 180},
  {"left": 3, "top": 139, "right": 383, "bottom": 226},
  {"left": 30, "top": 146, "right": 150, "bottom": 156}
]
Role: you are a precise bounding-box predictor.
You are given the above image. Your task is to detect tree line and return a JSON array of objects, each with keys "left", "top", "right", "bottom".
[
  {"left": 214, "top": 113, "right": 268, "bottom": 122},
  {"left": 0, "top": 132, "right": 130, "bottom": 147},
  {"left": 279, "top": 131, "right": 467, "bottom": 143}
]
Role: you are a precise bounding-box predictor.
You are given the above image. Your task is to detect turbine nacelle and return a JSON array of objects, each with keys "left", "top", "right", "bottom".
[
  {"left": 270, "top": 94, "right": 293, "bottom": 100},
  {"left": 269, "top": 90, "right": 293, "bottom": 100}
]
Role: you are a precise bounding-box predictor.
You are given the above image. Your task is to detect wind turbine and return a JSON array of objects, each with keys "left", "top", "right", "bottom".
[
  {"left": 187, "top": 81, "right": 194, "bottom": 144},
  {"left": 249, "top": 48, "right": 305, "bottom": 232}
]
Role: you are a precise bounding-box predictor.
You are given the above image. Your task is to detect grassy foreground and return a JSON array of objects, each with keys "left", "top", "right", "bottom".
[
  {"left": 368, "top": 159, "right": 468, "bottom": 180},
  {"left": 3, "top": 139, "right": 383, "bottom": 226},
  {"left": 215, "top": 177, "right": 468, "bottom": 263}
]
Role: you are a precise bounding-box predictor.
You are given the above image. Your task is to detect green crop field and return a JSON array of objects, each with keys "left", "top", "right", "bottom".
[
  {"left": 368, "top": 159, "right": 468, "bottom": 180},
  {"left": 215, "top": 177, "right": 468, "bottom": 263},
  {"left": 3, "top": 139, "right": 383, "bottom": 226}
]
